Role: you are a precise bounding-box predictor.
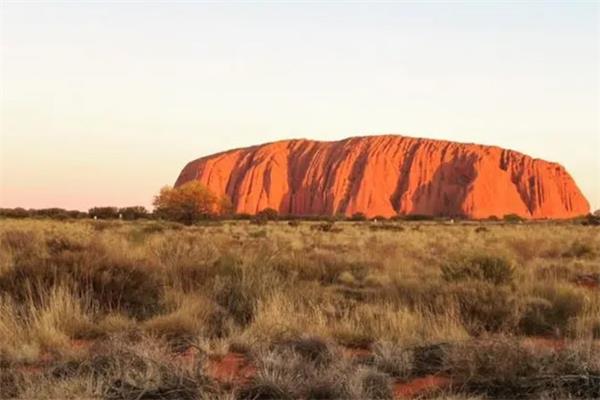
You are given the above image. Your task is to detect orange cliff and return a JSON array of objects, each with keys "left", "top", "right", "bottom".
[{"left": 174, "top": 135, "right": 590, "bottom": 219}]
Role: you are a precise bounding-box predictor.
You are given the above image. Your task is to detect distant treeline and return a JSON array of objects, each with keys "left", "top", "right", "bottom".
[
  {"left": 0, "top": 207, "right": 149, "bottom": 220},
  {"left": 0, "top": 206, "right": 597, "bottom": 225}
]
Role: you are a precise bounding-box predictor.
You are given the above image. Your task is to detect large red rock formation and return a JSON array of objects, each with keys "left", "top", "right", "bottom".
[{"left": 175, "top": 135, "right": 589, "bottom": 219}]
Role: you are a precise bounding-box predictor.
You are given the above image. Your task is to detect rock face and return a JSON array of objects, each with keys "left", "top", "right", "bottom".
[{"left": 175, "top": 135, "right": 589, "bottom": 219}]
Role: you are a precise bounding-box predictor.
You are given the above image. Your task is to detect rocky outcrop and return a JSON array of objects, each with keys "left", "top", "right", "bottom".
[{"left": 175, "top": 135, "right": 589, "bottom": 219}]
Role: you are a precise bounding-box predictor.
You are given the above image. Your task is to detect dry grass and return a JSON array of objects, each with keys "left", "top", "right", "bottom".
[{"left": 0, "top": 218, "right": 598, "bottom": 398}]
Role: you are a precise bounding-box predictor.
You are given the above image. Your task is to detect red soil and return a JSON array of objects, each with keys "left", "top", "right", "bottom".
[
  {"left": 205, "top": 352, "right": 256, "bottom": 385},
  {"left": 341, "top": 346, "right": 372, "bottom": 360},
  {"left": 393, "top": 375, "right": 451, "bottom": 399},
  {"left": 175, "top": 135, "right": 589, "bottom": 219},
  {"left": 573, "top": 274, "right": 600, "bottom": 290},
  {"left": 521, "top": 337, "right": 567, "bottom": 352},
  {"left": 173, "top": 345, "right": 200, "bottom": 367},
  {"left": 70, "top": 339, "right": 94, "bottom": 351}
]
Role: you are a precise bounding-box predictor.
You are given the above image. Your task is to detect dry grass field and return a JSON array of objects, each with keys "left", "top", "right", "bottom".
[{"left": 0, "top": 218, "right": 599, "bottom": 399}]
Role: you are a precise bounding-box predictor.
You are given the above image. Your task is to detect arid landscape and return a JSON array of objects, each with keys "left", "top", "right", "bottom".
[
  {"left": 2, "top": 2, "right": 598, "bottom": 399},
  {"left": 1, "top": 216, "right": 599, "bottom": 399}
]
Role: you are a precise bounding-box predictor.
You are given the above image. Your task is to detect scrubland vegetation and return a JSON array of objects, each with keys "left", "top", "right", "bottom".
[{"left": 0, "top": 217, "right": 599, "bottom": 399}]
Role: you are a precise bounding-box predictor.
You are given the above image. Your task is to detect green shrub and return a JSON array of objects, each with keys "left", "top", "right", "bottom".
[
  {"left": 359, "top": 370, "right": 393, "bottom": 400},
  {"left": 503, "top": 213, "right": 524, "bottom": 223},
  {"left": 256, "top": 207, "right": 279, "bottom": 221},
  {"left": 118, "top": 206, "right": 148, "bottom": 220},
  {"left": 275, "top": 336, "right": 332, "bottom": 365},
  {"left": 519, "top": 284, "right": 586, "bottom": 336},
  {"left": 212, "top": 259, "right": 262, "bottom": 326},
  {"left": 562, "top": 241, "right": 595, "bottom": 258},
  {"left": 442, "top": 255, "right": 514, "bottom": 285},
  {"left": 451, "top": 281, "right": 519, "bottom": 334},
  {"left": 446, "top": 339, "right": 600, "bottom": 399},
  {"left": 0, "top": 207, "right": 30, "bottom": 218},
  {"left": 350, "top": 212, "right": 367, "bottom": 221},
  {"left": 89, "top": 207, "right": 119, "bottom": 220},
  {"left": 403, "top": 214, "right": 434, "bottom": 221}
]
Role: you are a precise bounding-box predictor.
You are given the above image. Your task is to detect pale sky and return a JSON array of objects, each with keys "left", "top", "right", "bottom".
[{"left": 1, "top": 1, "right": 598, "bottom": 211}]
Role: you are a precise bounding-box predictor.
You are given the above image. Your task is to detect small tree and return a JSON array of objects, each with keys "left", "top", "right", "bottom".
[
  {"left": 153, "top": 181, "right": 222, "bottom": 225},
  {"left": 89, "top": 207, "right": 119, "bottom": 219},
  {"left": 35, "top": 208, "right": 70, "bottom": 220},
  {"left": 218, "top": 196, "right": 234, "bottom": 217},
  {"left": 503, "top": 213, "right": 524, "bottom": 223},
  {"left": 350, "top": 212, "right": 367, "bottom": 221},
  {"left": 0, "top": 208, "right": 30, "bottom": 218},
  {"left": 256, "top": 207, "right": 279, "bottom": 221},
  {"left": 119, "top": 206, "right": 148, "bottom": 220}
]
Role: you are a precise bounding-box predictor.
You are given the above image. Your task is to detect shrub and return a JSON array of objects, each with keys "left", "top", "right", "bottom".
[
  {"left": 275, "top": 336, "right": 332, "bottom": 365},
  {"left": 503, "top": 213, "right": 524, "bottom": 223},
  {"left": 118, "top": 206, "right": 148, "bottom": 220},
  {"left": 445, "top": 339, "right": 600, "bottom": 399},
  {"left": 153, "top": 182, "right": 226, "bottom": 225},
  {"left": 583, "top": 215, "right": 600, "bottom": 226},
  {"left": 562, "top": 240, "right": 595, "bottom": 258},
  {"left": 360, "top": 370, "right": 393, "bottom": 400},
  {"left": 369, "top": 224, "right": 404, "bottom": 232},
  {"left": 96, "top": 340, "right": 212, "bottom": 400},
  {"left": 233, "top": 213, "right": 252, "bottom": 220},
  {"left": 255, "top": 208, "right": 279, "bottom": 221},
  {"left": 311, "top": 222, "right": 340, "bottom": 232},
  {"left": 350, "top": 212, "right": 367, "bottom": 221},
  {"left": 0, "top": 208, "right": 30, "bottom": 218},
  {"left": 441, "top": 255, "right": 514, "bottom": 285},
  {"left": 212, "top": 261, "right": 260, "bottom": 326},
  {"left": 89, "top": 207, "right": 119, "bottom": 219},
  {"left": 371, "top": 342, "right": 413, "bottom": 378},
  {"left": 33, "top": 208, "right": 71, "bottom": 220},
  {"left": 451, "top": 282, "right": 520, "bottom": 334},
  {"left": 519, "top": 284, "right": 586, "bottom": 336},
  {"left": 0, "top": 242, "right": 162, "bottom": 319},
  {"left": 370, "top": 215, "right": 387, "bottom": 222},
  {"left": 403, "top": 214, "right": 434, "bottom": 221}
]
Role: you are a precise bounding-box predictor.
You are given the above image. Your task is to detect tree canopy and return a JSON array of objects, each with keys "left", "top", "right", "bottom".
[{"left": 153, "top": 181, "right": 231, "bottom": 224}]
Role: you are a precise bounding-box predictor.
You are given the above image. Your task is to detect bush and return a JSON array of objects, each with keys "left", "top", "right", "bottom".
[
  {"left": 350, "top": 212, "right": 367, "bottom": 221},
  {"left": 256, "top": 208, "right": 279, "bottom": 221},
  {"left": 519, "top": 284, "right": 586, "bottom": 336},
  {"left": 0, "top": 208, "right": 30, "bottom": 218},
  {"left": 153, "top": 182, "right": 226, "bottom": 225},
  {"left": 446, "top": 339, "right": 600, "bottom": 399},
  {"left": 118, "top": 206, "right": 148, "bottom": 220},
  {"left": 275, "top": 336, "right": 332, "bottom": 365},
  {"left": 213, "top": 260, "right": 258, "bottom": 326},
  {"left": 311, "top": 222, "right": 341, "bottom": 233},
  {"left": 403, "top": 214, "right": 434, "bottom": 221},
  {"left": 0, "top": 242, "right": 163, "bottom": 319},
  {"left": 441, "top": 255, "right": 514, "bottom": 285},
  {"left": 370, "top": 215, "right": 387, "bottom": 222},
  {"left": 89, "top": 207, "right": 119, "bottom": 219},
  {"left": 34, "top": 208, "right": 71, "bottom": 220},
  {"left": 360, "top": 370, "right": 393, "bottom": 399},
  {"left": 562, "top": 240, "right": 595, "bottom": 258},
  {"left": 232, "top": 213, "right": 252, "bottom": 220},
  {"left": 451, "top": 282, "right": 520, "bottom": 334},
  {"left": 503, "top": 213, "right": 524, "bottom": 223}
]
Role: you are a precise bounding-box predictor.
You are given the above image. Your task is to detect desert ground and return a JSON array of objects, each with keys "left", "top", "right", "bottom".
[{"left": 0, "top": 217, "right": 599, "bottom": 399}]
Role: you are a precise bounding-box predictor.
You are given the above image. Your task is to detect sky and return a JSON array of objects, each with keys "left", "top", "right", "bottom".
[{"left": 1, "top": 1, "right": 598, "bottom": 211}]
